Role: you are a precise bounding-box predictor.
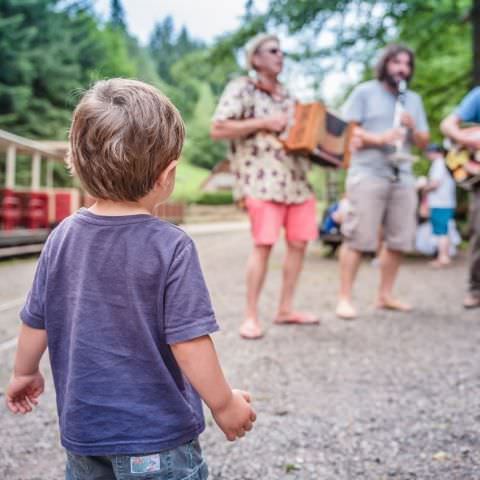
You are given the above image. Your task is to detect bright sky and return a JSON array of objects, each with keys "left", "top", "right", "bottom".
[{"left": 95, "top": 0, "right": 266, "bottom": 44}]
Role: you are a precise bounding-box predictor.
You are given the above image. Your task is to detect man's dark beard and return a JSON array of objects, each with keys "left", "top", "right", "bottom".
[{"left": 385, "top": 72, "right": 408, "bottom": 90}]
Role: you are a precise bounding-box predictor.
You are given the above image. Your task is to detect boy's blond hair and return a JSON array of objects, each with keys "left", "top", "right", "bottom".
[{"left": 67, "top": 78, "right": 185, "bottom": 201}]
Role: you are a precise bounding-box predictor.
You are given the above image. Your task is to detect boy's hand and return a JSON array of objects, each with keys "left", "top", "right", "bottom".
[
  {"left": 171, "top": 337, "right": 255, "bottom": 441},
  {"left": 212, "top": 389, "right": 256, "bottom": 441},
  {"left": 6, "top": 372, "right": 44, "bottom": 414}
]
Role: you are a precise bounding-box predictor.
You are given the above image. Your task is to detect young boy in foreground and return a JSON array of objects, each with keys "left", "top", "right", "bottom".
[{"left": 5, "top": 78, "right": 255, "bottom": 479}]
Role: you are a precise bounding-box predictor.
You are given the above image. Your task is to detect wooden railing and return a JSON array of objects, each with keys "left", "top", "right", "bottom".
[
  {"left": 0, "top": 129, "right": 185, "bottom": 225},
  {"left": 153, "top": 202, "right": 185, "bottom": 225},
  {"left": 0, "top": 129, "right": 65, "bottom": 190}
]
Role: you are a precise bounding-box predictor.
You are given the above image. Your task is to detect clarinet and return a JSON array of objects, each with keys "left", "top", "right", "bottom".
[{"left": 390, "top": 79, "right": 407, "bottom": 181}]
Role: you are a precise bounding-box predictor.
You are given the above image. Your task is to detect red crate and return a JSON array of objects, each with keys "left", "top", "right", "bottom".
[
  {"left": 25, "top": 192, "right": 49, "bottom": 229},
  {"left": 0, "top": 189, "right": 22, "bottom": 230}
]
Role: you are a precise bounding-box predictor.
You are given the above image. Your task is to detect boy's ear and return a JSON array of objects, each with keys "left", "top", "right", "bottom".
[{"left": 156, "top": 160, "right": 179, "bottom": 187}]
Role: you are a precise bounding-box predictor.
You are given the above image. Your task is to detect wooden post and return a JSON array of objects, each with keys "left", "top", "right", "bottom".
[
  {"left": 46, "top": 159, "right": 55, "bottom": 223},
  {"left": 32, "top": 151, "right": 41, "bottom": 190},
  {"left": 6, "top": 144, "right": 16, "bottom": 189},
  {"left": 324, "top": 169, "right": 330, "bottom": 204},
  {"left": 473, "top": 0, "right": 480, "bottom": 86},
  {"left": 46, "top": 160, "right": 54, "bottom": 188}
]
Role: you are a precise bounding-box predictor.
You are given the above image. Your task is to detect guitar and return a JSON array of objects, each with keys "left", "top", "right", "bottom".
[{"left": 444, "top": 126, "right": 480, "bottom": 188}]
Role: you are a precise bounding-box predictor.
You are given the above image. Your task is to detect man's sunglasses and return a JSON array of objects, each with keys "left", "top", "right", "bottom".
[{"left": 258, "top": 47, "right": 284, "bottom": 56}]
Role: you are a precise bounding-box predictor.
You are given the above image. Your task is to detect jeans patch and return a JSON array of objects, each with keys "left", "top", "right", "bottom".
[{"left": 130, "top": 454, "right": 161, "bottom": 473}]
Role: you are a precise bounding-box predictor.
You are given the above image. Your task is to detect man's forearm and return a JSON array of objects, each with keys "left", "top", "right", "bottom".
[
  {"left": 355, "top": 127, "right": 384, "bottom": 148},
  {"left": 13, "top": 324, "right": 47, "bottom": 376},
  {"left": 211, "top": 118, "right": 266, "bottom": 140},
  {"left": 356, "top": 126, "right": 429, "bottom": 150},
  {"left": 440, "top": 114, "right": 462, "bottom": 142}
]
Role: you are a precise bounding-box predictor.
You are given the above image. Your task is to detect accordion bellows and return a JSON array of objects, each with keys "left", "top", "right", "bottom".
[{"left": 283, "top": 102, "right": 354, "bottom": 169}]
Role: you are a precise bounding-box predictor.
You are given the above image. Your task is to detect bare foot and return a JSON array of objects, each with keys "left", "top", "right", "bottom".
[
  {"left": 463, "top": 293, "right": 480, "bottom": 309},
  {"left": 335, "top": 299, "right": 357, "bottom": 320},
  {"left": 274, "top": 311, "right": 319, "bottom": 325},
  {"left": 375, "top": 297, "right": 412, "bottom": 312},
  {"left": 239, "top": 320, "right": 263, "bottom": 340},
  {"left": 429, "top": 259, "right": 451, "bottom": 269}
]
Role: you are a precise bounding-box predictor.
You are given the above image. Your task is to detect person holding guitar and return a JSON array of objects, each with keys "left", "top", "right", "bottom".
[{"left": 441, "top": 87, "right": 480, "bottom": 309}]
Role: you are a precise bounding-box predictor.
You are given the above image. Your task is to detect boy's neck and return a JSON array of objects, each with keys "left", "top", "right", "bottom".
[{"left": 88, "top": 199, "right": 152, "bottom": 216}]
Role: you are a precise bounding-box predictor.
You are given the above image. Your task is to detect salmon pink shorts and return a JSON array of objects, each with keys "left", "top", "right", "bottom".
[{"left": 245, "top": 196, "right": 318, "bottom": 246}]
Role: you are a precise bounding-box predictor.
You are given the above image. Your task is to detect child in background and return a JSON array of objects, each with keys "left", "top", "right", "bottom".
[
  {"left": 424, "top": 143, "right": 457, "bottom": 267},
  {"left": 5, "top": 79, "right": 255, "bottom": 480}
]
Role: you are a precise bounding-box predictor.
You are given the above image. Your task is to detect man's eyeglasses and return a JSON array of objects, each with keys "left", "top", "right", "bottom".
[{"left": 258, "top": 47, "right": 284, "bottom": 56}]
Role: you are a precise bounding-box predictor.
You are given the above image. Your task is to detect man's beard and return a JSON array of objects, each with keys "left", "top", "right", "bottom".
[{"left": 385, "top": 72, "right": 409, "bottom": 90}]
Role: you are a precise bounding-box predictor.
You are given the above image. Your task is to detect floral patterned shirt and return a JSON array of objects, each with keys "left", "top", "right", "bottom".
[{"left": 212, "top": 77, "right": 313, "bottom": 204}]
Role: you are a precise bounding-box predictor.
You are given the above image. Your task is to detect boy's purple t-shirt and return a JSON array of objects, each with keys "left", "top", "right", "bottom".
[{"left": 21, "top": 209, "right": 219, "bottom": 455}]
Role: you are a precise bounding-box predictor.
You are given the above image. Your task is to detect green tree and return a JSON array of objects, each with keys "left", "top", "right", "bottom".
[
  {"left": 182, "top": 82, "right": 227, "bottom": 169},
  {"left": 0, "top": 3, "right": 36, "bottom": 131},
  {"left": 148, "top": 16, "right": 176, "bottom": 83},
  {"left": 126, "top": 35, "right": 162, "bottom": 85},
  {"left": 68, "top": 5, "right": 110, "bottom": 85},
  {"left": 0, "top": 0, "right": 81, "bottom": 138},
  {"left": 171, "top": 48, "right": 239, "bottom": 97},
  {"left": 95, "top": 25, "right": 136, "bottom": 78},
  {"left": 110, "top": 0, "right": 127, "bottom": 31},
  {"left": 149, "top": 17, "right": 204, "bottom": 85},
  {"left": 0, "top": 1, "right": 142, "bottom": 139},
  {"left": 262, "top": 0, "right": 477, "bottom": 86},
  {"left": 67, "top": 4, "right": 136, "bottom": 84},
  {"left": 394, "top": 1, "right": 472, "bottom": 139},
  {"left": 474, "top": 0, "right": 480, "bottom": 84}
]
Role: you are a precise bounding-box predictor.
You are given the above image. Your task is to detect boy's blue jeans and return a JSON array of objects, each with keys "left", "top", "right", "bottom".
[{"left": 65, "top": 438, "right": 208, "bottom": 480}]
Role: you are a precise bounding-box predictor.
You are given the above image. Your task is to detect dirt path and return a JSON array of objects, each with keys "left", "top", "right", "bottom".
[{"left": 1, "top": 230, "right": 479, "bottom": 479}]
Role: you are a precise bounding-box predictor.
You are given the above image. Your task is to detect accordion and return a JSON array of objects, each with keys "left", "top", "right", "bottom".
[{"left": 283, "top": 102, "right": 354, "bottom": 169}]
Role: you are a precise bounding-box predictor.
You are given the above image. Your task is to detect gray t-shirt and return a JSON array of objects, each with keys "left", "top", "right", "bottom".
[
  {"left": 342, "top": 79, "right": 429, "bottom": 185},
  {"left": 21, "top": 209, "right": 219, "bottom": 455}
]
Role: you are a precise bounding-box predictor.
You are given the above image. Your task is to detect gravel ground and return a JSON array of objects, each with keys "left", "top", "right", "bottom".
[{"left": 0, "top": 229, "right": 479, "bottom": 479}]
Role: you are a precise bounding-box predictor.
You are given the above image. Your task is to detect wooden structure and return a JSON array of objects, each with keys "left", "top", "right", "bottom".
[
  {"left": 0, "top": 129, "right": 185, "bottom": 257},
  {"left": 200, "top": 159, "right": 235, "bottom": 193},
  {"left": 0, "top": 129, "right": 79, "bottom": 256}
]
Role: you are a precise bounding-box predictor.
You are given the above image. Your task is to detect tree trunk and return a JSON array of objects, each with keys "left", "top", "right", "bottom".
[{"left": 473, "top": 0, "right": 480, "bottom": 86}]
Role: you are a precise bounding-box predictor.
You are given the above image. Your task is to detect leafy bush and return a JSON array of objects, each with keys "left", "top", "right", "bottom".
[
  {"left": 195, "top": 191, "right": 234, "bottom": 205},
  {"left": 171, "top": 161, "right": 210, "bottom": 203},
  {"left": 181, "top": 82, "right": 227, "bottom": 170},
  {"left": 185, "top": 127, "right": 227, "bottom": 170}
]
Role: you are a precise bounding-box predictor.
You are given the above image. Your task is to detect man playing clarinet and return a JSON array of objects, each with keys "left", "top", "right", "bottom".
[
  {"left": 336, "top": 44, "right": 430, "bottom": 319},
  {"left": 211, "top": 33, "right": 318, "bottom": 339},
  {"left": 441, "top": 87, "right": 480, "bottom": 309}
]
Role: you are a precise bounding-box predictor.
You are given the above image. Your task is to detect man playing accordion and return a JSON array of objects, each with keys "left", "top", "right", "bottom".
[{"left": 211, "top": 33, "right": 319, "bottom": 339}]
